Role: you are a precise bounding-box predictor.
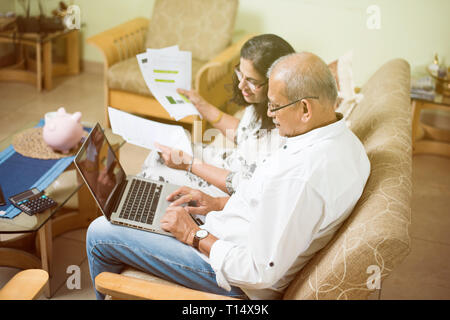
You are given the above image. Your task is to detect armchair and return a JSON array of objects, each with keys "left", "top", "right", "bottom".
[
  {"left": 94, "top": 59, "right": 412, "bottom": 300},
  {"left": 87, "top": 0, "right": 249, "bottom": 142},
  {"left": 0, "top": 269, "right": 49, "bottom": 300}
]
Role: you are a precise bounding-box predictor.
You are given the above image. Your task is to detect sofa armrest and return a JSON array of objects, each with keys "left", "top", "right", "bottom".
[
  {"left": 87, "top": 17, "right": 149, "bottom": 68},
  {"left": 95, "top": 272, "right": 239, "bottom": 300},
  {"left": 195, "top": 33, "right": 255, "bottom": 111},
  {"left": 0, "top": 269, "right": 48, "bottom": 300}
]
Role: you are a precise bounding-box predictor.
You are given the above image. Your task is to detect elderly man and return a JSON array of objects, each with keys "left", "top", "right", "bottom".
[{"left": 86, "top": 52, "right": 370, "bottom": 300}]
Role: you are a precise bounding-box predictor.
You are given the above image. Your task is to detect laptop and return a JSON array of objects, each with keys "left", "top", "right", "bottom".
[{"left": 74, "top": 123, "right": 192, "bottom": 237}]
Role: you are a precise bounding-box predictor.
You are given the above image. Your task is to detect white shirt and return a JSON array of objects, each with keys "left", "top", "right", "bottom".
[{"left": 197, "top": 114, "right": 371, "bottom": 299}]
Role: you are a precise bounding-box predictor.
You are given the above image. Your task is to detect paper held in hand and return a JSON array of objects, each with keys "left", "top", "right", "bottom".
[
  {"left": 137, "top": 46, "right": 201, "bottom": 121},
  {"left": 107, "top": 107, "right": 193, "bottom": 157}
]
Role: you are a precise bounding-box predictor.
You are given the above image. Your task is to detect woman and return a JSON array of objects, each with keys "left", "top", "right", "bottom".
[{"left": 140, "top": 34, "right": 295, "bottom": 197}]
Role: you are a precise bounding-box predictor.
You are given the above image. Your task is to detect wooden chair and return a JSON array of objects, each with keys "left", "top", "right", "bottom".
[
  {"left": 87, "top": 0, "right": 249, "bottom": 142},
  {"left": 0, "top": 269, "right": 49, "bottom": 300}
]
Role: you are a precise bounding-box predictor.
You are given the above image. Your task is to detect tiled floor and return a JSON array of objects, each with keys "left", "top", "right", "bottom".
[{"left": 1, "top": 71, "right": 449, "bottom": 300}]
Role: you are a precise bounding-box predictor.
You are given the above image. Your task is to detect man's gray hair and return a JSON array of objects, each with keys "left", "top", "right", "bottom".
[{"left": 267, "top": 52, "right": 338, "bottom": 107}]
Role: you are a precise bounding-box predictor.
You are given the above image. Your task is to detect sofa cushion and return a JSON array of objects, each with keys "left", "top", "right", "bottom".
[
  {"left": 145, "top": 0, "right": 238, "bottom": 61},
  {"left": 107, "top": 56, "right": 206, "bottom": 96}
]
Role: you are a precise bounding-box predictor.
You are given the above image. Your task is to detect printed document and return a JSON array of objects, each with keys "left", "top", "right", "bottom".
[
  {"left": 107, "top": 107, "right": 193, "bottom": 156},
  {"left": 137, "top": 46, "right": 201, "bottom": 121}
]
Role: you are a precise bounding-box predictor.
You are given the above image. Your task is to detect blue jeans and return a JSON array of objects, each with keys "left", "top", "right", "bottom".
[{"left": 86, "top": 216, "right": 247, "bottom": 300}]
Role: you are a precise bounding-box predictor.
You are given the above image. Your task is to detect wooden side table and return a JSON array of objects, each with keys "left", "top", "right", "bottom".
[
  {"left": 0, "top": 29, "right": 80, "bottom": 91},
  {"left": 411, "top": 95, "right": 450, "bottom": 158}
]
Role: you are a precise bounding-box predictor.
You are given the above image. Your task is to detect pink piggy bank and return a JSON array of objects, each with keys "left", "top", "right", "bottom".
[{"left": 43, "top": 107, "right": 84, "bottom": 153}]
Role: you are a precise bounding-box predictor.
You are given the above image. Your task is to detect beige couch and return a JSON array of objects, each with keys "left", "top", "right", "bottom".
[{"left": 95, "top": 58, "right": 413, "bottom": 300}]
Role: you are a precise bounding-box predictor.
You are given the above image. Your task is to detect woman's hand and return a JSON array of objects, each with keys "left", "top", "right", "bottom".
[
  {"left": 155, "top": 142, "right": 192, "bottom": 171},
  {"left": 177, "top": 88, "right": 208, "bottom": 112},
  {"left": 166, "top": 186, "right": 225, "bottom": 215},
  {"left": 177, "top": 89, "right": 240, "bottom": 139}
]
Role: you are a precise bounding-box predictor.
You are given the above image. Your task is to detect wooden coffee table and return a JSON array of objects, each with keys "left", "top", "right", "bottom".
[
  {"left": 0, "top": 121, "right": 124, "bottom": 298},
  {"left": 0, "top": 29, "right": 80, "bottom": 91}
]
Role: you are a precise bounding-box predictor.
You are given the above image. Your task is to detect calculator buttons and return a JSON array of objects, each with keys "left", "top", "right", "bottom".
[{"left": 10, "top": 191, "right": 57, "bottom": 216}]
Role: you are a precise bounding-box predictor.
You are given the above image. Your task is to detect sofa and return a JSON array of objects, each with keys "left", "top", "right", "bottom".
[{"left": 95, "top": 58, "right": 413, "bottom": 300}]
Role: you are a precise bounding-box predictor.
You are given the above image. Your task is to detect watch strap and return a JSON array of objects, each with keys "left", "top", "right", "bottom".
[{"left": 193, "top": 234, "right": 200, "bottom": 250}]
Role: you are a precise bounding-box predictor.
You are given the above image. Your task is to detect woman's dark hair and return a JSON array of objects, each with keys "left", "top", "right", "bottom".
[{"left": 231, "top": 34, "right": 295, "bottom": 130}]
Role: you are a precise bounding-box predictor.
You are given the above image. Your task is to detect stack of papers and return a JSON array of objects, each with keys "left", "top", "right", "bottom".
[
  {"left": 411, "top": 76, "right": 435, "bottom": 101},
  {"left": 108, "top": 107, "right": 193, "bottom": 157},
  {"left": 137, "top": 46, "right": 201, "bottom": 121}
]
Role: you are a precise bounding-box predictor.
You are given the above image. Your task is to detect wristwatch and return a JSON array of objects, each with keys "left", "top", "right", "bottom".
[{"left": 193, "top": 229, "right": 209, "bottom": 250}]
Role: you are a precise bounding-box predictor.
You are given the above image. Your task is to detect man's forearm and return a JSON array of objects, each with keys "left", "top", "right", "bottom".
[
  {"left": 198, "top": 233, "right": 217, "bottom": 258},
  {"left": 215, "top": 196, "right": 229, "bottom": 211}
]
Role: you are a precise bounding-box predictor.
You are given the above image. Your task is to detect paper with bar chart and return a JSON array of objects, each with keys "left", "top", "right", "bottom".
[
  {"left": 137, "top": 47, "right": 201, "bottom": 121},
  {"left": 137, "top": 46, "right": 179, "bottom": 92}
]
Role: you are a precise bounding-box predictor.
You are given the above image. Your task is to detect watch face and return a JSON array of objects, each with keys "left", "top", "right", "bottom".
[{"left": 196, "top": 229, "right": 208, "bottom": 239}]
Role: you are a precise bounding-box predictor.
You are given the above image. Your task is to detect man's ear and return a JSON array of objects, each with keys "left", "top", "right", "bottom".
[{"left": 301, "top": 100, "right": 312, "bottom": 122}]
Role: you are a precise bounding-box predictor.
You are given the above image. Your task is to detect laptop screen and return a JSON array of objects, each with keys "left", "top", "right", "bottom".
[{"left": 74, "top": 123, "right": 126, "bottom": 219}]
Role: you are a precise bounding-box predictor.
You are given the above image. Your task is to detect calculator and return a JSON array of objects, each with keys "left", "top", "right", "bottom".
[{"left": 9, "top": 188, "right": 57, "bottom": 216}]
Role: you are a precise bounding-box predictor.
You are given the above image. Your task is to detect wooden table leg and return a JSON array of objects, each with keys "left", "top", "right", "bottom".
[
  {"left": 77, "top": 180, "right": 100, "bottom": 225},
  {"left": 43, "top": 40, "right": 52, "bottom": 91},
  {"left": 411, "top": 99, "right": 422, "bottom": 153},
  {"left": 37, "top": 220, "right": 52, "bottom": 298},
  {"left": 66, "top": 30, "right": 80, "bottom": 75},
  {"left": 36, "top": 42, "right": 42, "bottom": 91}
]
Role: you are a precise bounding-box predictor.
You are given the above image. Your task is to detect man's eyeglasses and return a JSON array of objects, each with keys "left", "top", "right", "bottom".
[
  {"left": 234, "top": 65, "right": 267, "bottom": 91},
  {"left": 267, "top": 96, "right": 319, "bottom": 113}
]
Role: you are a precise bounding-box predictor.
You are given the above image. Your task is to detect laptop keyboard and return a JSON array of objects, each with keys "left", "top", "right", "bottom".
[{"left": 119, "top": 179, "right": 163, "bottom": 225}]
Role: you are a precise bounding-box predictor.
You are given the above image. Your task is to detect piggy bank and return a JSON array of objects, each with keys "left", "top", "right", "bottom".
[{"left": 43, "top": 107, "right": 84, "bottom": 153}]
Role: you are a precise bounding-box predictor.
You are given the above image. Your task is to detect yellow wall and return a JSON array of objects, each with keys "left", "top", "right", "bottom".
[
  {"left": 11, "top": 0, "right": 450, "bottom": 85},
  {"left": 73, "top": 0, "right": 154, "bottom": 65},
  {"left": 234, "top": 0, "right": 450, "bottom": 85},
  {"left": 0, "top": 1, "right": 14, "bottom": 12}
]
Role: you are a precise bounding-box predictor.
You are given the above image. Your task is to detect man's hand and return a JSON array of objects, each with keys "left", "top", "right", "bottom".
[
  {"left": 160, "top": 206, "right": 198, "bottom": 245},
  {"left": 155, "top": 142, "right": 193, "bottom": 171},
  {"left": 166, "top": 186, "right": 227, "bottom": 215}
]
